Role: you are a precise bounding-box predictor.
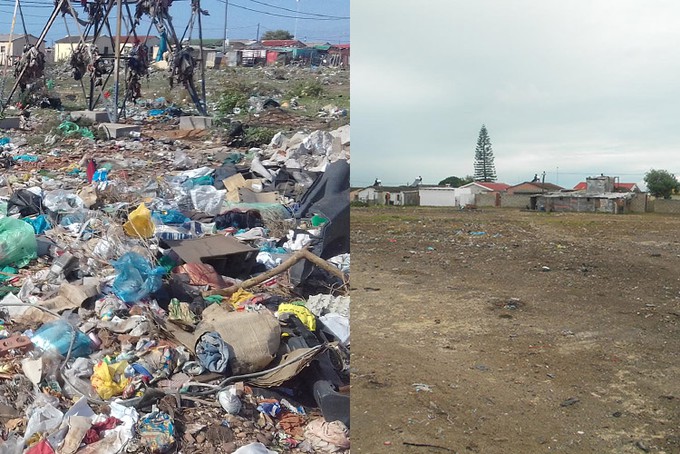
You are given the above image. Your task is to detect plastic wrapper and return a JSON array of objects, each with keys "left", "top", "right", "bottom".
[
  {"left": 138, "top": 411, "right": 175, "bottom": 454},
  {"left": 91, "top": 360, "right": 130, "bottom": 399},
  {"left": 152, "top": 210, "right": 190, "bottom": 225},
  {"left": 23, "top": 214, "right": 52, "bottom": 234},
  {"left": 24, "top": 403, "right": 64, "bottom": 442},
  {"left": 190, "top": 186, "right": 226, "bottom": 216},
  {"left": 43, "top": 189, "right": 84, "bottom": 213},
  {"left": 7, "top": 189, "right": 43, "bottom": 217},
  {"left": 123, "top": 203, "right": 155, "bottom": 238},
  {"left": 0, "top": 217, "right": 37, "bottom": 268},
  {"left": 218, "top": 386, "right": 242, "bottom": 414},
  {"left": 278, "top": 303, "right": 316, "bottom": 331},
  {"left": 31, "top": 320, "right": 93, "bottom": 358},
  {"left": 232, "top": 443, "right": 278, "bottom": 454},
  {"left": 111, "top": 252, "right": 165, "bottom": 303},
  {"left": 172, "top": 151, "right": 195, "bottom": 170}
]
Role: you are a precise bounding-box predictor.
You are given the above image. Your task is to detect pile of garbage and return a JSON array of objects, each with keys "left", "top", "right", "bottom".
[{"left": 0, "top": 120, "right": 350, "bottom": 453}]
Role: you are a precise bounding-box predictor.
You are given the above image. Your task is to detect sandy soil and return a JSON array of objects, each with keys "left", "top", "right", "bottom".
[{"left": 350, "top": 207, "right": 680, "bottom": 454}]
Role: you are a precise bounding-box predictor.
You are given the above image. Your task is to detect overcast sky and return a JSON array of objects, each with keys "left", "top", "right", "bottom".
[{"left": 351, "top": 1, "right": 680, "bottom": 189}]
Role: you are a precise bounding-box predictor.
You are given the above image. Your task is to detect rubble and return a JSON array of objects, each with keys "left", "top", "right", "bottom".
[{"left": 0, "top": 105, "right": 350, "bottom": 453}]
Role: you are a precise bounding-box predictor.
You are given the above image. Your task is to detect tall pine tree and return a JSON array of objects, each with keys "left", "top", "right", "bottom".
[{"left": 473, "top": 125, "right": 497, "bottom": 182}]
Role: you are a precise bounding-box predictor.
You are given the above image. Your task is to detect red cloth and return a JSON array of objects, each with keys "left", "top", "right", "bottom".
[
  {"left": 86, "top": 159, "right": 96, "bottom": 183},
  {"left": 83, "top": 417, "right": 122, "bottom": 444},
  {"left": 25, "top": 439, "right": 55, "bottom": 454}
]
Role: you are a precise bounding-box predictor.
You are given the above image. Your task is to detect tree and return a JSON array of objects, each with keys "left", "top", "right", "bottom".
[
  {"left": 438, "top": 175, "right": 474, "bottom": 187},
  {"left": 644, "top": 169, "right": 679, "bottom": 199},
  {"left": 473, "top": 125, "right": 497, "bottom": 182},
  {"left": 262, "top": 30, "right": 294, "bottom": 40}
]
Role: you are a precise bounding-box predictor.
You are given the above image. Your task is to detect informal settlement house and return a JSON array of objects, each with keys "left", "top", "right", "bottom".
[{"left": 531, "top": 175, "right": 645, "bottom": 213}]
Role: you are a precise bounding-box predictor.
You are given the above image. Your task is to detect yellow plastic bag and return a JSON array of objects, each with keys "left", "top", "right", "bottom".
[
  {"left": 91, "top": 360, "right": 130, "bottom": 399},
  {"left": 123, "top": 203, "right": 154, "bottom": 238},
  {"left": 278, "top": 303, "right": 316, "bottom": 332}
]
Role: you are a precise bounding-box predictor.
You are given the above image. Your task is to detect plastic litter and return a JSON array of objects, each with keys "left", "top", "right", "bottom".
[
  {"left": 31, "top": 320, "right": 93, "bottom": 358},
  {"left": 217, "top": 385, "right": 242, "bottom": 414},
  {"left": 137, "top": 411, "right": 175, "bottom": 453},
  {"left": 0, "top": 217, "right": 37, "bottom": 268},
  {"left": 123, "top": 203, "right": 155, "bottom": 238},
  {"left": 91, "top": 360, "right": 131, "bottom": 399},
  {"left": 111, "top": 252, "right": 165, "bottom": 303}
]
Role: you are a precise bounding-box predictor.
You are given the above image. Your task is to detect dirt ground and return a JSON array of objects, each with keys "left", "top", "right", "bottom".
[{"left": 350, "top": 207, "right": 680, "bottom": 454}]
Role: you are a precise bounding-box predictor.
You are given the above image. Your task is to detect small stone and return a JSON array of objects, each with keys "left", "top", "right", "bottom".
[
  {"left": 196, "top": 433, "right": 206, "bottom": 444},
  {"left": 612, "top": 411, "right": 622, "bottom": 417},
  {"left": 236, "top": 432, "right": 248, "bottom": 439},
  {"left": 242, "top": 421, "right": 254, "bottom": 429},
  {"left": 256, "top": 433, "right": 269, "bottom": 445},
  {"left": 635, "top": 440, "right": 650, "bottom": 452},
  {"left": 223, "top": 442, "right": 237, "bottom": 452},
  {"left": 560, "top": 397, "right": 580, "bottom": 407}
]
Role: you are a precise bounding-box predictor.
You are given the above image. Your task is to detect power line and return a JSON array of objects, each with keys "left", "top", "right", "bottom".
[
  {"left": 214, "top": 0, "right": 348, "bottom": 20},
  {"left": 245, "top": 0, "right": 348, "bottom": 19}
]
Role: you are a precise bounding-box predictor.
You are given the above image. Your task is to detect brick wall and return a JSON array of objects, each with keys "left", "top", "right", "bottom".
[
  {"left": 652, "top": 199, "right": 680, "bottom": 214},
  {"left": 476, "top": 193, "right": 497, "bottom": 207},
  {"left": 501, "top": 194, "right": 531, "bottom": 208}
]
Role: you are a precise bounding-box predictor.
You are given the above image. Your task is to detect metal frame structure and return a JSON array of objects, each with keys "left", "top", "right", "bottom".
[{"left": 2, "top": 0, "right": 208, "bottom": 118}]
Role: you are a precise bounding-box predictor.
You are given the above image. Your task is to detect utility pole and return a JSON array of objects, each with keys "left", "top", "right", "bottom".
[
  {"left": 294, "top": 0, "right": 300, "bottom": 40},
  {"left": 222, "top": 0, "right": 228, "bottom": 53},
  {"left": 256, "top": 23, "right": 260, "bottom": 42}
]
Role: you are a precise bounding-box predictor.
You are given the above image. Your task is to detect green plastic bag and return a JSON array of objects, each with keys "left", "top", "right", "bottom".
[{"left": 0, "top": 218, "right": 37, "bottom": 268}]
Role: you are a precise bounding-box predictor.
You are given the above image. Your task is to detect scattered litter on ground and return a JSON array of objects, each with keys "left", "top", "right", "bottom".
[{"left": 0, "top": 97, "right": 350, "bottom": 453}]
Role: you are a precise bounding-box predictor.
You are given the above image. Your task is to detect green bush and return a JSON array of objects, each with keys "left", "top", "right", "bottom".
[
  {"left": 243, "top": 127, "right": 277, "bottom": 146},
  {"left": 216, "top": 87, "right": 249, "bottom": 115},
  {"left": 288, "top": 81, "right": 324, "bottom": 98}
]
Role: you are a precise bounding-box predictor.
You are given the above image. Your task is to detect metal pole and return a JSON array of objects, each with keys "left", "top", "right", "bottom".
[
  {"left": 222, "top": 0, "right": 228, "bottom": 53},
  {"left": 4, "top": 0, "right": 65, "bottom": 109},
  {"left": 256, "top": 23, "right": 259, "bottom": 42},
  {"left": 293, "top": 0, "right": 299, "bottom": 40},
  {"left": 113, "top": 0, "right": 122, "bottom": 122}
]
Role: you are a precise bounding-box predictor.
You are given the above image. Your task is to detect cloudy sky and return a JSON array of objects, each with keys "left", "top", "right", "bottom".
[{"left": 351, "top": 1, "right": 680, "bottom": 189}]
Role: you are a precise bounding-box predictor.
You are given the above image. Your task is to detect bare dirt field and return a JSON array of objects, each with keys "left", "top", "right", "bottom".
[{"left": 350, "top": 206, "right": 680, "bottom": 454}]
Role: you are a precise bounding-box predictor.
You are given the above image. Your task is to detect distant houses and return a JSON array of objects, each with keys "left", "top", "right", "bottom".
[
  {"left": 51, "top": 35, "right": 350, "bottom": 68},
  {"left": 353, "top": 175, "right": 648, "bottom": 214}
]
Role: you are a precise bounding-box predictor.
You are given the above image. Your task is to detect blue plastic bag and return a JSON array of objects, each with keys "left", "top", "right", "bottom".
[
  {"left": 23, "top": 215, "right": 52, "bottom": 234},
  {"left": 31, "top": 320, "right": 92, "bottom": 358},
  {"left": 111, "top": 252, "right": 165, "bottom": 303},
  {"left": 152, "top": 210, "right": 190, "bottom": 225}
]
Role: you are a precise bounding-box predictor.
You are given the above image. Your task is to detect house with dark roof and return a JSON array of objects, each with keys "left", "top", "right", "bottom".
[{"left": 507, "top": 181, "right": 564, "bottom": 195}]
